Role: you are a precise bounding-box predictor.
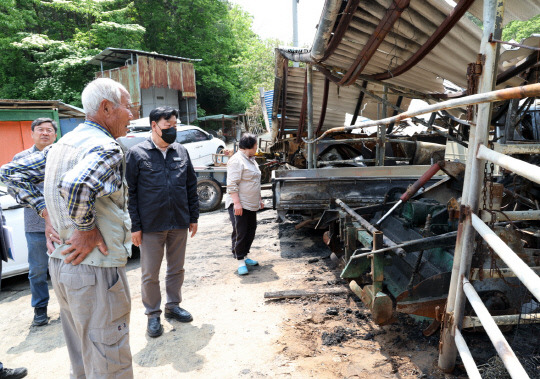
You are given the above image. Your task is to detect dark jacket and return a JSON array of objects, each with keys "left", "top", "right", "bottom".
[{"left": 126, "top": 138, "right": 199, "bottom": 233}]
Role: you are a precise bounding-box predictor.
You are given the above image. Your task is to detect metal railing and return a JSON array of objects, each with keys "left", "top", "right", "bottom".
[
  {"left": 439, "top": 142, "right": 540, "bottom": 379},
  {"left": 438, "top": 0, "right": 540, "bottom": 377}
]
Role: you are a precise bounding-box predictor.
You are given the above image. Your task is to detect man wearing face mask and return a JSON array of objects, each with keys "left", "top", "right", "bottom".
[{"left": 125, "top": 106, "right": 199, "bottom": 338}]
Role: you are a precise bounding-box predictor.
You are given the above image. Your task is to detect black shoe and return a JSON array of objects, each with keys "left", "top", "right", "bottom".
[
  {"left": 0, "top": 366, "right": 28, "bottom": 379},
  {"left": 164, "top": 306, "right": 193, "bottom": 323},
  {"left": 147, "top": 317, "right": 163, "bottom": 338},
  {"left": 32, "top": 307, "right": 48, "bottom": 326}
]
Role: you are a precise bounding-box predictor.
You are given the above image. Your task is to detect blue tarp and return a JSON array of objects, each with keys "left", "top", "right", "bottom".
[{"left": 264, "top": 90, "right": 273, "bottom": 129}]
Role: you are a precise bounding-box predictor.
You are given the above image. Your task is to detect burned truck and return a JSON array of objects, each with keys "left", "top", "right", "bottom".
[{"left": 268, "top": 0, "right": 540, "bottom": 376}]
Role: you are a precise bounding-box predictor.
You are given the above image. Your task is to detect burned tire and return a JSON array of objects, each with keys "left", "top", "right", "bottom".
[{"left": 197, "top": 177, "right": 223, "bottom": 212}]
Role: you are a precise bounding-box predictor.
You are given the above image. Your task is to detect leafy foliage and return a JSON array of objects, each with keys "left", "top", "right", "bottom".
[
  {"left": 0, "top": 0, "right": 276, "bottom": 113},
  {"left": 502, "top": 15, "right": 540, "bottom": 42}
]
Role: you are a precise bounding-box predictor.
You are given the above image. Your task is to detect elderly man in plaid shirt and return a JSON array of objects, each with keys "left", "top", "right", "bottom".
[{"left": 0, "top": 78, "right": 134, "bottom": 378}]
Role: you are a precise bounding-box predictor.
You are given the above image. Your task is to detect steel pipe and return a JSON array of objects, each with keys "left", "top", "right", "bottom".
[
  {"left": 469, "top": 266, "right": 540, "bottom": 280},
  {"left": 454, "top": 329, "right": 481, "bottom": 379},
  {"left": 463, "top": 313, "right": 540, "bottom": 329},
  {"left": 480, "top": 210, "right": 540, "bottom": 222},
  {"left": 307, "top": 64, "right": 314, "bottom": 169},
  {"left": 306, "top": 83, "right": 540, "bottom": 143},
  {"left": 462, "top": 279, "right": 529, "bottom": 379},
  {"left": 492, "top": 143, "right": 540, "bottom": 155},
  {"left": 310, "top": 0, "right": 342, "bottom": 61},
  {"left": 439, "top": 0, "right": 507, "bottom": 372},
  {"left": 477, "top": 145, "right": 540, "bottom": 185},
  {"left": 317, "top": 138, "right": 417, "bottom": 145},
  {"left": 471, "top": 213, "right": 540, "bottom": 301}
]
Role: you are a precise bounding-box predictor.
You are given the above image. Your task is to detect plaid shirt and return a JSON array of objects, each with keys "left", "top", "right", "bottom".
[{"left": 0, "top": 121, "right": 124, "bottom": 231}]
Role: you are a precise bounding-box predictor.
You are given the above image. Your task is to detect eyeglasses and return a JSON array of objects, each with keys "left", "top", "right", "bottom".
[{"left": 35, "top": 128, "right": 56, "bottom": 134}]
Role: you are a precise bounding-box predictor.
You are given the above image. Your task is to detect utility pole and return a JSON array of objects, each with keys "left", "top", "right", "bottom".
[{"left": 292, "top": 0, "right": 299, "bottom": 67}]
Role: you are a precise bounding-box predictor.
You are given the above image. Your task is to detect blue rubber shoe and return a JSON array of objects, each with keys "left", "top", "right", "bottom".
[
  {"left": 238, "top": 265, "right": 248, "bottom": 275},
  {"left": 245, "top": 258, "right": 259, "bottom": 266}
]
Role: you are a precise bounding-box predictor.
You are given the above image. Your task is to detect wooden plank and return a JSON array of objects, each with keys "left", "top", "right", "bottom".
[{"left": 264, "top": 287, "right": 349, "bottom": 299}]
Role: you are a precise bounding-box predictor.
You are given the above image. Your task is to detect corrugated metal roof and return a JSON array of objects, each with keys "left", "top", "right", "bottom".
[
  {"left": 308, "top": 0, "right": 539, "bottom": 94},
  {"left": 87, "top": 47, "right": 201, "bottom": 67},
  {"left": 264, "top": 90, "right": 274, "bottom": 128},
  {"left": 276, "top": 65, "right": 411, "bottom": 135},
  {"left": 271, "top": 0, "right": 539, "bottom": 141},
  {"left": 0, "top": 99, "right": 85, "bottom": 118}
]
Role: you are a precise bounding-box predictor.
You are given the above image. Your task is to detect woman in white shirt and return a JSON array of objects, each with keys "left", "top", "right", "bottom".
[{"left": 224, "top": 133, "right": 264, "bottom": 275}]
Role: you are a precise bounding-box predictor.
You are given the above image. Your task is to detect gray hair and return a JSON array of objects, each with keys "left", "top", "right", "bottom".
[{"left": 81, "top": 78, "right": 128, "bottom": 117}]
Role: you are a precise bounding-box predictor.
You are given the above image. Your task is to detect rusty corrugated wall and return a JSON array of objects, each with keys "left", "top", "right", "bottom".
[
  {"left": 182, "top": 63, "right": 196, "bottom": 97},
  {"left": 95, "top": 54, "right": 197, "bottom": 118},
  {"left": 167, "top": 61, "right": 183, "bottom": 91},
  {"left": 94, "top": 66, "right": 141, "bottom": 119},
  {"left": 137, "top": 56, "right": 196, "bottom": 97}
]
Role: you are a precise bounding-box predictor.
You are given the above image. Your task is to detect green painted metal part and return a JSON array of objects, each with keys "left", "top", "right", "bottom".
[
  {"left": 356, "top": 229, "right": 373, "bottom": 248},
  {"left": 341, "top": 253, "right": 370, "bottom": 278}
]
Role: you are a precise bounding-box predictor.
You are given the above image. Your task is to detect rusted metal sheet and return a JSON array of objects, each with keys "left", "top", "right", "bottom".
[
  {"left": 182, "top": 63, "right": 196, "bottom": 96},
  {"left": 118, "top": 66, "right": 130, "bottom": 93},
  {"left": 278, "top": 65, "right": 412, "bottom": 136},
  {"left": 110, "top": 68, "right": 120, "bottom": 83},
  {"left": 138, "top": 56, "right": 151, "bottom": 89},
  {"left": 395, "top": 272, "right": 451, "bottom": 318},
  {"left": 128, "top": 64, "right": 140, "bottom": 105},
  {"left": 95, "top": 71, "right": 103, "bottom": 79},
  {"left": 167, "top": 61, "right": 183, "bottom": 91},
  {"left": 154, "top": 58, "right": 168, "bottom": 88},
  {"left": 148, "top": 57, "right": 156, "bottom": 88}
]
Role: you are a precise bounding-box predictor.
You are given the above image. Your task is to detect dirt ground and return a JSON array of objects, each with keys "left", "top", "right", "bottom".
[{"left": 1, "top": 190, "right": 467, "bottom": 378}]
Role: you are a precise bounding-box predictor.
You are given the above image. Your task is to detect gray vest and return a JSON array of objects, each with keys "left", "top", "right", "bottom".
[{"left": 44, "top": 123, "right": 132, "bottom": 267}]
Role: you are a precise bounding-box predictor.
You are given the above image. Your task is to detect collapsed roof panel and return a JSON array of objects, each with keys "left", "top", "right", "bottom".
[{"left": 313, "top": 0, "right": 483, "bottom": 93}]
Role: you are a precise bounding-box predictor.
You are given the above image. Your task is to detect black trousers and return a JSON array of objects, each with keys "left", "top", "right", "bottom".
[{"left": 228, "top": 205, "right": 257, "bottom": 260}]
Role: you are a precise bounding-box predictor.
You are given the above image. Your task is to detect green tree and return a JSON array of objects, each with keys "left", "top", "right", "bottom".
[
  {"left": 0, "top": 0, "right": 144, "bottom": 105},
  {"left": 502, "top": 15, "right": 540, "bottom": 42}
]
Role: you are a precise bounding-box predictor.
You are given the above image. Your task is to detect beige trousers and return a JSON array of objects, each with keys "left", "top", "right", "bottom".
[
  {"left": 49, "top": 258, "right": 133, "bottom": 379},
  {"left": 140, "top": 229, "right": 188, "bottom": 317}
]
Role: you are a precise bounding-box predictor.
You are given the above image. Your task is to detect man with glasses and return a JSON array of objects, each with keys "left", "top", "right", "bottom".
[
  {"left": 9, "top": 118, "right": 57, "bottom": 326},
  {"left": 126, "top": 106, "right": 199, "bottom": 338},
  {"left": 0, "top": 78, "right": 135, "bottom": 377}
]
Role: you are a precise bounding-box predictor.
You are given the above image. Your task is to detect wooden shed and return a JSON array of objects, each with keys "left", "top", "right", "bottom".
[
  {"left": 0, "top": 100, "right": 85, "bottom": 166},
  {"left": 88, "top": 48, "right": 201, "bottom": 123}
]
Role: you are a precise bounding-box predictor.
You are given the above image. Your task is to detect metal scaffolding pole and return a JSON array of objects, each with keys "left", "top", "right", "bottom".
[
  {"left": 376, "top": 85, "right": 388, "bottom": 166},
  {"left": 438, "top": 0, "right": 506, "bottom": 372},
  {"left": 307, "top": 64, "right": 314, "bottom": 169}
]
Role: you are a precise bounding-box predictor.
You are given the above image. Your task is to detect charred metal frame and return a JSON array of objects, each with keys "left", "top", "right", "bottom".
[
  {"left": 438, "top": 0, "right": 540, "bottom": 376},
  {"left": 315, "top": 77, "right": 330, "bottom": 135}
]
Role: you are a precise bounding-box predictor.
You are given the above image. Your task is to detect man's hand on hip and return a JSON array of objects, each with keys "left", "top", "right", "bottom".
[
  {"left": 43, "top": 208, "right": 61, "bottom": 254},
  {"left": 131, "top": 231, "right": 142, "bottom": 246},
  {"left": 62, "top": 228, "right": 108, "bottom": 265},
  {"left": 189, "top": 223, "right": 198, "bottom": 238}
]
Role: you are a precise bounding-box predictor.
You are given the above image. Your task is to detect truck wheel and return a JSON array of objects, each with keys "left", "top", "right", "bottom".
[{"left": 197, "top": 177, "right": 223, "bottom": 212}]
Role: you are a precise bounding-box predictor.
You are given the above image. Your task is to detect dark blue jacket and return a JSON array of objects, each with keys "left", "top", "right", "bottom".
[{"left": 126, "top": 138, "right": 199, "bottom": 233}]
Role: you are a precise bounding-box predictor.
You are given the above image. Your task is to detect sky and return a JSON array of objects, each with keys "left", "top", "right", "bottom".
[{"left": 229, "top": 0, "right": 326, "bottom": 46}]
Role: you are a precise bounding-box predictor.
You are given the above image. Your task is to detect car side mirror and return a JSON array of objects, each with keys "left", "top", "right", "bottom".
[{"left": 208, "top": 134, "right": 213, "bottom": 140}]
